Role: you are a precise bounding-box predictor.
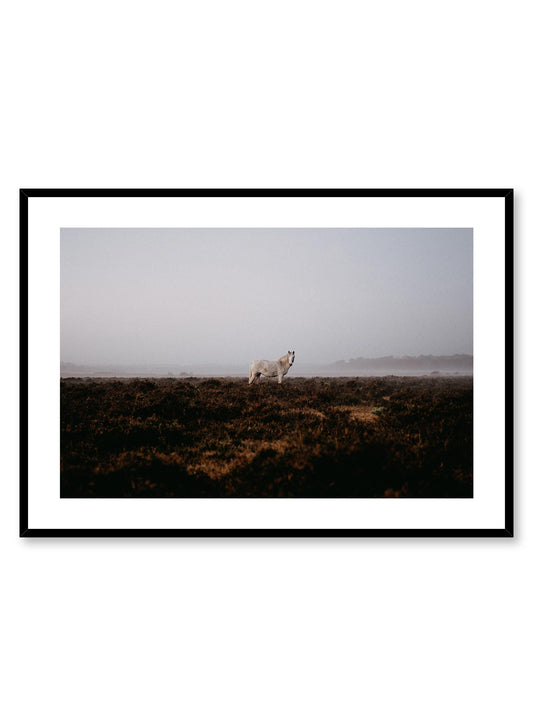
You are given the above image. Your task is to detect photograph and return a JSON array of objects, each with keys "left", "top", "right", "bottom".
[
  {"left": 60, "top": 227, "right": 474, "bottom": 500},
  {"left": 20, "top": 189, "right": 512, "bottom": 535}
]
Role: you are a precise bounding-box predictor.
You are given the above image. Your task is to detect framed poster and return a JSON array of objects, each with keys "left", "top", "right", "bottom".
[{"left": 20, "top": 189, "right": 513, "bottom": 537}]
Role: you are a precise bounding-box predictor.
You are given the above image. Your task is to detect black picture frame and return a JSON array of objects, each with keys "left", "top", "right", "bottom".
[{"left": 20, "top": 188, "right": 514, "bottom": 537}]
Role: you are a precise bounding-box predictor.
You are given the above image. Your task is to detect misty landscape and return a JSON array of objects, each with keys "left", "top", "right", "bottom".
[
  {"left": 61, "top": 227, "right": 473, "bottom": 498},
  {"left": 61, "top": 353, "right": 473, "bottom": 379}
]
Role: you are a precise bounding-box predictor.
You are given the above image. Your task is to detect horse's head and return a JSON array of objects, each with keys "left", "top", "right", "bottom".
[{"left": 288, "top": 350, "right": 295, "bottom": 366}]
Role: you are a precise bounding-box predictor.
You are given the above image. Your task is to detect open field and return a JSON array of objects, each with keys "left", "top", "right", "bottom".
[{"left": 61, "top": 376, "right": 473, "bottom": 498}]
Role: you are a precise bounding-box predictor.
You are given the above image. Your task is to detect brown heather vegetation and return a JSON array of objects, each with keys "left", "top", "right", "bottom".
[{"left": 60, "top": 376, "right": 473, "bottom": 498}]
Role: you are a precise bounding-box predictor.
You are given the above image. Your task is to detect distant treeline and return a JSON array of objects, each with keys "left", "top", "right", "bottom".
[{"left": 330, "top": 355, "right": 473, "bottom": 372}]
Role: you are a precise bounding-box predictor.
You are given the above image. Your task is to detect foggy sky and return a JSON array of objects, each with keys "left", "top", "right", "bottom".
[{"left": 61, "top": 227, "right": 473, "bottom": 367}]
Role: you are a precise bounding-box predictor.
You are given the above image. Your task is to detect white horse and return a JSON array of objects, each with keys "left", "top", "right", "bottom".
[{"left": 249, "top": 351, "right": 295, "bottom": 384}]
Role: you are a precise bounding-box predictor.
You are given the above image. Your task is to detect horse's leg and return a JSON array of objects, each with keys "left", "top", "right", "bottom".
[
  {"left": 278, "top": 373, "right": 283, "bottom": 384},
  {"left": 249, "top": 364, "right": 259, "bottom": 384}
]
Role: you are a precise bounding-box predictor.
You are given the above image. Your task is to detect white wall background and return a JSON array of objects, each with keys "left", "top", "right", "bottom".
[{"left": 1, "top": 2, "right": 530, "bottom": 725}]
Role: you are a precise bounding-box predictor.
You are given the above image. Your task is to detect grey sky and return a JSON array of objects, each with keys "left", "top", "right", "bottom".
[{"left": 61, "top": 228, "right": 473, "bottom": 367}]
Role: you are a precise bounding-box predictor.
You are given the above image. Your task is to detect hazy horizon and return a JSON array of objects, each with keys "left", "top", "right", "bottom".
[
  {"left": 60, "top": 353, "right": 474, "bottom": 372},
  {"left": 61, "top": 227, "right": 473, "bottom": 368}
]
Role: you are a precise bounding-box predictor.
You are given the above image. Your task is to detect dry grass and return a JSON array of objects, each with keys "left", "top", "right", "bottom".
[
  {"left": 61, "top": 375, "right": 473, "bottom": 498},
  {"left": 334, "top": 404, "right": 379, "bottom": 423}
]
